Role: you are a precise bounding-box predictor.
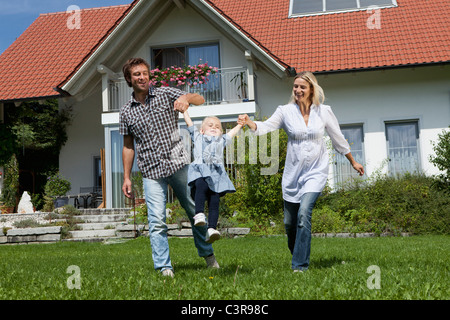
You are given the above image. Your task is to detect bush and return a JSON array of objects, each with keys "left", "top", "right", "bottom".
[
  {"left": 429, "top": 127, "right": 450, "bottom": 191},
  {"left": 44, "top": 173, "right": 71, "bottom": 197},
  {"left": 58, "top": 204, "right": 81, "bottom": 216},
  {"left": 221, "top": 123, "right": 448, "bottom": 235},
  {"left": 315, "top": 173, "right": 449, "bottom": 235},
  {"left": 311, "top": 206, "right": 348, "bottom": 233},
  {"left": 0, "top": 154, "right": 19, "bottom": 208},
  {"left": 13, "top": 218, "right": 42, "bottom": 229},
  {"left": 223, "top": 127, "right": 288, "bottom": 226}
]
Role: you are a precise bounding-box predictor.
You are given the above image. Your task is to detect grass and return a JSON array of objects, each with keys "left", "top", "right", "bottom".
[{"left": 0, "top": 235, "right": 448, "bottom": 300}]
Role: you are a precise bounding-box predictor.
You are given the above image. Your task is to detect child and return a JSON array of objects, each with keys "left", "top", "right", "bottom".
[{"left": 182, "top": 110, "right": 242, "bottom": 243}]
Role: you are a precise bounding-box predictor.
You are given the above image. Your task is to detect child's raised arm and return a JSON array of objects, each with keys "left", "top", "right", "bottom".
[
  {"left": 182, "top": 110, "right": 194, "bottom": 127},
  {"left": 226, "top": 122, "right": 243, "bottom": 139}
]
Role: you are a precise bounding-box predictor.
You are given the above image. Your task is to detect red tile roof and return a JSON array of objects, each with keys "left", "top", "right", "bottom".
[
  {"left": 206, "top": 0, "right": 450, "bottom": 73},
  {"left": 0, "top": 0, "right": 448, "bottom": 102},
  {"left": 0, "top": 3, "right": 136, "bottom": 102}
]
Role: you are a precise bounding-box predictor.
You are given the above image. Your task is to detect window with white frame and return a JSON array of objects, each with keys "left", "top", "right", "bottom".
[
  {"left": 108, "top": 129, "right": 139, "bottom": 208},
  {"left": 289, "top": 0, "right": 397, "bottom": 17},
  {"left": 152, "top": 43, "right": 220, "bottom": 70},
  {"left": 152, "top": 43, "right": 222, "bottom": 103},
  {"left": 385, "top": 121, "right": 421, "bottom": 176},
  {"left": 333, "top": 124, "right": 365, "bottom": 188}
]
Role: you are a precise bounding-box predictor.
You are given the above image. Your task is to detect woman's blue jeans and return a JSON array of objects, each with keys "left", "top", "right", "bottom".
[
  {"left": 143, "top": 165, "right": 214, "bottom": 272},
  {"left": 284, "top": 192, "right": 321, "bottom": 271}
]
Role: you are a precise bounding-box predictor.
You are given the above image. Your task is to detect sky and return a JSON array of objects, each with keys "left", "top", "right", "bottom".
[{"left": 0, "top": 0, "right": 133, "bottom": 54}]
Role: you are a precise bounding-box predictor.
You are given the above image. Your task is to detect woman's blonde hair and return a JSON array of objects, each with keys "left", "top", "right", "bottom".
[{"left": 289, "top": 71, "right": 325, "bottom": 106}]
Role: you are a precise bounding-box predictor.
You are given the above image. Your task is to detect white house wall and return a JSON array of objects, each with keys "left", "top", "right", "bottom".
[
  {"left": 255, "top": 64, "right": 450, "bottom": 178},
  {"left": 132, "top": 5, "right": 247, "bottom": 71},
  {"left": 59, "top": 86, "right": 104, "bottom": 196}
]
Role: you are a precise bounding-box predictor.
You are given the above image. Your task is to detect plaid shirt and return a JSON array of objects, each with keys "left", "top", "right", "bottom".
[{"left": 119, "top": 86, "right": 190, "bottom": 179}]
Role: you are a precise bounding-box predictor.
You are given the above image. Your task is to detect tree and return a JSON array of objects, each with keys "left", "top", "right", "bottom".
[
  {"left": 1, "top": 99, "right": 72, "bottom": 209},
  {"left": 429, "top": 127, "right": 450, "bottom": 191}
]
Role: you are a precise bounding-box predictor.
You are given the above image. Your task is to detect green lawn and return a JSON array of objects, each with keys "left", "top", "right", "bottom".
[{"left": 0, "top": 235, "right": 448, "bottom": 300}]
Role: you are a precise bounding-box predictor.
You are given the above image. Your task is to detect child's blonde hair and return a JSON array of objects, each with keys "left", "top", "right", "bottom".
[{"left": 201, "top": 116, "right": 223, "bottom": 133}]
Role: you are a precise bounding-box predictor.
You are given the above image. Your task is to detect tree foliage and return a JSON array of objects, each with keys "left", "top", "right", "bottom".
[
  {"left": 6, "top": 100, "right": 72, "bottom": 156},
  {"left": 429, "top": 127, "right": 450, "bottom": 191},
  {"left": 0, "top": 100, "right": 72, "bottom": 209}
]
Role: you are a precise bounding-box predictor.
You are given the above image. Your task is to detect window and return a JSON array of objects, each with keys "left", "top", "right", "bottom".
[
  {"left": 333, "top": 125, "right": 365, "bottom": 187},
  {"left": 152, "top": 43, "right": 221, "bottom": 103},
  {"left": 385, "top": 121, "right": 421, "bottom": 176},
  {"left": 109, "top": 130, "right": 139, "bottom": 208},
  {"left": 152, "top": 43, "right": 220, "bottom": 70},
  {"left": 289, "top": 0, "right": 397, "bottom": 17},
  {"left": 153, "top": 47, "right": 186, "bottom": 68}
]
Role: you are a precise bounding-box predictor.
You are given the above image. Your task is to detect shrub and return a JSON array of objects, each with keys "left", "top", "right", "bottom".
[
  {"left": 0, "top": 154, "right": 19, "bottom": 208},
  {"left": 223, "top": 126, "right": 288, "bottom": 226},
  {"left": 13, "top": 218, "right": 42, "bottom": 229},
  {"left": 311, "top": 206, "right": 348, "bottom": 233},
  {"left": 58, "top": 204, "right": 81, "bottom": 216},
  {"left": 44, "top": 173, "right": 71, "bottom": 197},
  {"left": 315, "top": 173, "right": 449, "bottom": 235},
  {"left": 220, "top": 122, "right": 448, "bottom": 235},
  {"left": 429, "top": 127, "right": 450, "bottom": 191}
]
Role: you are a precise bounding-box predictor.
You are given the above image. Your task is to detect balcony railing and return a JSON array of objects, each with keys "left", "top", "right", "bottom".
[{"left": 107, "top": 67, "right": 252, "bottom": 112}]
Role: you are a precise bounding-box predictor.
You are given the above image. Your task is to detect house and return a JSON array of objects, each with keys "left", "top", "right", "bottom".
[{"left": 0, "top": 0, "right": 448, "bottom": 208}]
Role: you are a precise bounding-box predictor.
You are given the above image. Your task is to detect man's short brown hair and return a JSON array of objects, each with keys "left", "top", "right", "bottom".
[{"left": 122, "top": 58, "right": 151, "bottom": 87}]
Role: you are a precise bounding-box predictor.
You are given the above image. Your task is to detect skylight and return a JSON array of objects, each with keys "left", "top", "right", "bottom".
[{"left": 289, "top": 0, "right": 397, "bottom": 17}]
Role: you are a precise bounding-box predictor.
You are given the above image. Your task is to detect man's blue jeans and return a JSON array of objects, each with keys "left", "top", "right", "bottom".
[
  {"left": 143, "top": 165, "right": 214, "bottom": 271},
  {"left": 284, "top": 192, "right": 321, "bottom": 271}
]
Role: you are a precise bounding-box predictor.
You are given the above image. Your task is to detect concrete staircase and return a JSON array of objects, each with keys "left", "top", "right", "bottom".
[
  {"left": 64, "top": 209, "right": 133, "bottom": 242},
  {"left": 62, "top": 208, "right": 251, "bottom": 243}
]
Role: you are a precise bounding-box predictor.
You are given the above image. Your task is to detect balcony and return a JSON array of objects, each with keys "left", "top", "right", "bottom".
[{"left": 104, "top": 67, "right": 255, "bottom": 113}]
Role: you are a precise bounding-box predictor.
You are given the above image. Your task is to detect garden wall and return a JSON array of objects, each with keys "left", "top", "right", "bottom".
[{"left": 1, "top": 226, "right": 62, "bottom": 244}]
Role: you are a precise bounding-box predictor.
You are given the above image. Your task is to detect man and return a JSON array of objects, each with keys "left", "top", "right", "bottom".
[{"left": 119, "top": 58, "right": 219, "bottom": 277}]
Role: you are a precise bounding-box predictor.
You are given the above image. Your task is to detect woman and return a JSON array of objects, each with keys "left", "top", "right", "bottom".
[{"left": 239, "top": 71, "right": 364, "bottom": 272}]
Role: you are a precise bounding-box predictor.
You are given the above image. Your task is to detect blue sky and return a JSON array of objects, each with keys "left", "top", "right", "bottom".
[{"left": 0, "top": 0, "right": 133, "bottom": 54}]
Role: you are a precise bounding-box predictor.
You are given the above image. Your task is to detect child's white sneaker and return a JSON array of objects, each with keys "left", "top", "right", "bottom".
[
  {"left": 206, "top": 228, "right": 220, "bottom": 243},
  {"left": 193, "top": 213, "right": 206, "bottom": 226}
]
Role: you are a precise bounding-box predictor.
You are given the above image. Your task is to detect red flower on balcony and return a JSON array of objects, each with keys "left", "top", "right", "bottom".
[{"left": 149, "top": 63, "right": 218, "bottom": 88}]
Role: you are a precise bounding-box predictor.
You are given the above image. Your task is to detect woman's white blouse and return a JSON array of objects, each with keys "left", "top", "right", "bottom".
[{"left": 253, "top": 103, "right": 350, "bottom": 203}]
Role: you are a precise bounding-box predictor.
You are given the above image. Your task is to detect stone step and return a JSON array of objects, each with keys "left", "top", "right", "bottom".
[
  {"left": 77, "top": 214, "right": 130, "bottom": 223},
  {"left": 62, "top": 237, "right": 123, "bottom": 243},
  {"left": 76, "top": 222, "right": 126, "bottom": 230},
  {"left": 77, "top": 208, "right": 131, "bottom": 215},
  {"left": 68, "top": 229, "right": 117, "bottom": 239}
]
